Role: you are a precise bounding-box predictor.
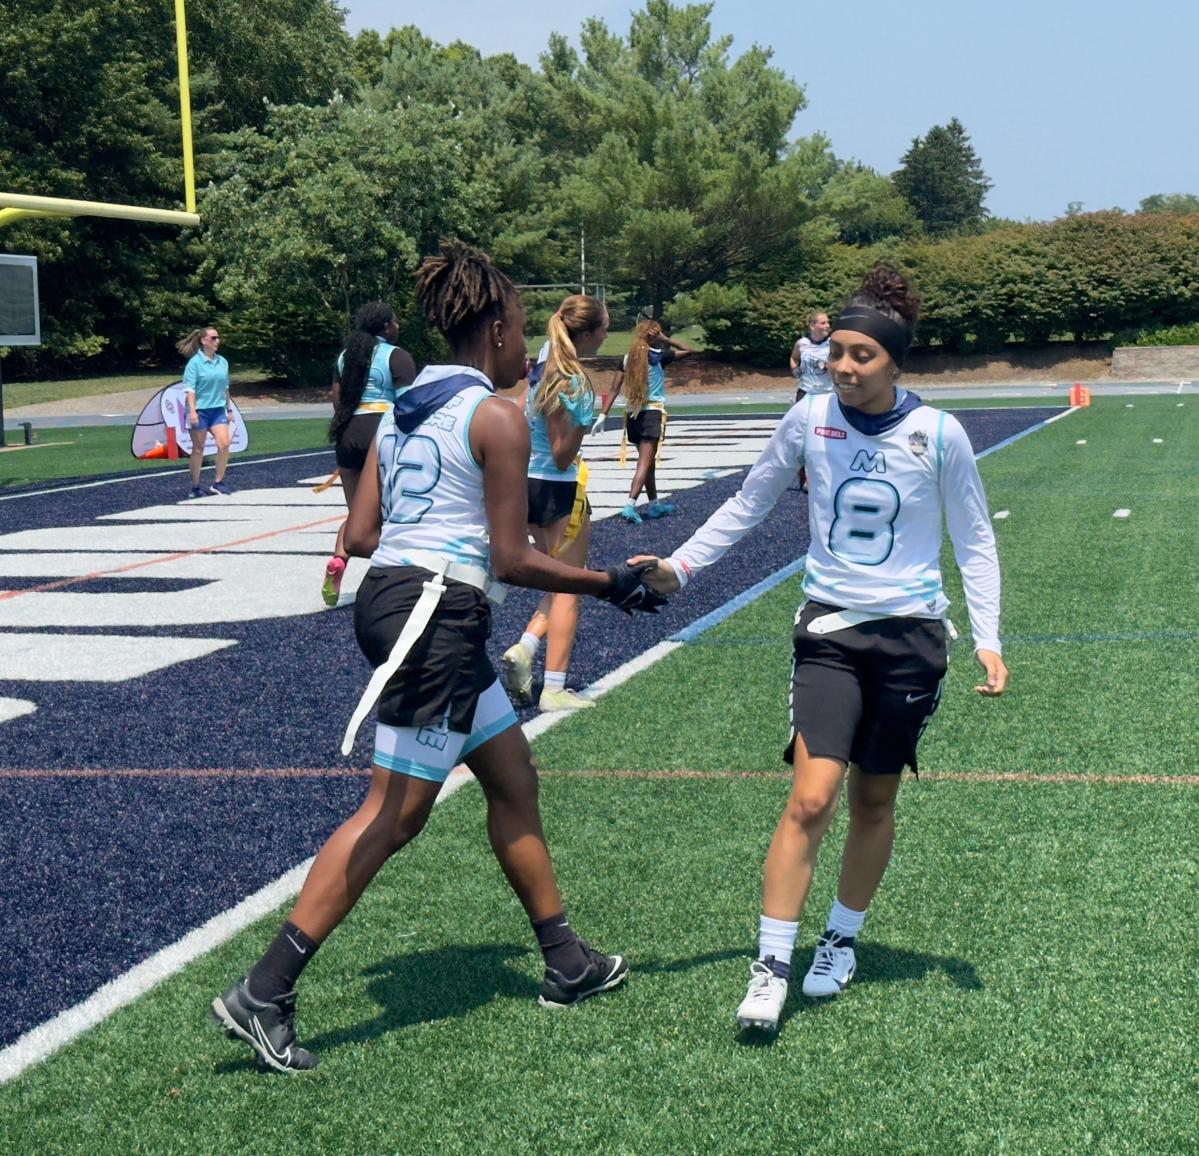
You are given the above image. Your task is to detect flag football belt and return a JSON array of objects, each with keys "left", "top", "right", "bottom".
[
  {"left": 353, "top": 401, "right": 392, "bottom": 414},
  {"left": 553, "top": 459, "right": 589, "bottom": 555},
  {"left": 340, "top": 551, "right": 506, "bottom": 756},
  {"left": 804, "top": 606, "right": 959, "bottom": 642}
]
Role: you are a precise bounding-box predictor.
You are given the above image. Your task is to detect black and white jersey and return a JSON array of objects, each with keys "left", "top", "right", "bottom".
[{"left": 669, "top": 392, "right": 1002, "bottom": 653}]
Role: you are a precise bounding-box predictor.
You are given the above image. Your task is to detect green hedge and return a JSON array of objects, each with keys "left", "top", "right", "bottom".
[{"left": 701, "top": 212, "right": 1199, "bottom": 364}]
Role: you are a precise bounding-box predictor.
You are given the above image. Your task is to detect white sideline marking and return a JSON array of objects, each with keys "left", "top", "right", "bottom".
[
  {"left": 0, "top": 450, "right": 334, "bottom": 503},
  {"left": 1113, "top": 509, "right": 1131, "bottom": 518},
  {"left": 1152, "top": 438, "right": 1163, "bottom": 444},
  {"left": 993, "top": 511, "right": 1010, "bottom": 520},
  {"left": 0, "top": 405, "right": 1071, "bottom": 1085},
  {"left": 1076, "top": 439, "right": 1087, "bottom": 445}
]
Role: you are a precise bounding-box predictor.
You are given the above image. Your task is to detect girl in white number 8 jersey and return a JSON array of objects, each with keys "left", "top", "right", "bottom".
[{"left": 632, "top": 264, "right": 1008, "bottom": 1038}]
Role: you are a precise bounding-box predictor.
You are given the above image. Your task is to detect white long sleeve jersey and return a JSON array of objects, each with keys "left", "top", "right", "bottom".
[{"left": 669, "top": 392, "right": 1002, "bottom": 654}]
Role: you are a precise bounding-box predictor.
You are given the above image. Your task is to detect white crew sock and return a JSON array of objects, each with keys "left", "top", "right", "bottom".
[
  {"left": 758, "top": 915, "right": 800, "bottom": 967},
  {"left": 543, "top": 670, "right": 567, "bottom": 693},
  {"left": 826, "top": 898, "right": 866, "bottom": 940},
  {"left": 519, "top": 632, "right": 542, "bottom": 659}
]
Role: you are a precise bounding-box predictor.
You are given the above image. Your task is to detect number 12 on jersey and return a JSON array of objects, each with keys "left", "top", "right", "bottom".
[{"left": 382, "top": 433, "right": 442, "bottom": 525}]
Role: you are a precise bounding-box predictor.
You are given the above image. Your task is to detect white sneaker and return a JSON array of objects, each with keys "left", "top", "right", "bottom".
[
  {"left": 538, "top": 687, "right": 596, "bottom": 712},
  {"left": 735, "top": 960, "right": 788, "bottom": 1034},
  {"left": 801, "top": 932, "right": 857, "bottom": 997},
  {"left": 500, "top": 644, "right": 533, "bottom": 705}
]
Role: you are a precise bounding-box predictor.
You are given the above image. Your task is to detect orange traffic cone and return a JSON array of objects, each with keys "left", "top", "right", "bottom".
[
  {"left": 1068, "top": 383, "right": 1092, "bottom": 407},
  {"left": 139, "top": 441, "right": 167, "bottom": 460}
]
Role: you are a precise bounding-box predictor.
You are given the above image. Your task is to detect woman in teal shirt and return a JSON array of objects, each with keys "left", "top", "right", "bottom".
[{"left": 177, "top": 324, "right": 233, "bottom": 498}]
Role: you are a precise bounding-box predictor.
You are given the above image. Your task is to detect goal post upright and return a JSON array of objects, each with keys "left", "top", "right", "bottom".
[{"left": 0, "top": 0, "right": 199, "bottom": 230}]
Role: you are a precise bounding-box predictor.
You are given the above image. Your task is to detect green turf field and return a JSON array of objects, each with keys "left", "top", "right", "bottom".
[{"left": 2, "top": 397, "right": 1196, "bottom": 1154}]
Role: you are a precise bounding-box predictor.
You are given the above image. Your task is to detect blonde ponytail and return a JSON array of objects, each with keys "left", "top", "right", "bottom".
[{"left": 533, "top": 295, "right": 605, "bottom": 418}]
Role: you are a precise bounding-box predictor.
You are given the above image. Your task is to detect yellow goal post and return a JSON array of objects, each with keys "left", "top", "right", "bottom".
[{"left": 0, "top": 0, "right": 199, "bottom": 230}]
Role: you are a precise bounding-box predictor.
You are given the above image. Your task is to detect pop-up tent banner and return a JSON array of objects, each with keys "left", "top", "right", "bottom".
[{"left": 131, "top": 382, "right": 249, "bottom": 459}]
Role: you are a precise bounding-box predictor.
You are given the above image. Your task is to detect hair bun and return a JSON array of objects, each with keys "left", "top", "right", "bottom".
[{"left": 858, "top": 263, "right": 920, "bottom": 324}]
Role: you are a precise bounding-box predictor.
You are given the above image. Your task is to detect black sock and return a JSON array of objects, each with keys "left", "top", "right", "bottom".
[
  {"left": 246, "top": 921, "right": 320, "bottom": 1002},
  {"left": 822, "top": 929, "right": 855, "bottom": 948},
  {"left": 764, "top": 955, "right": 791, "bottom": 981},
  {"left": 531, "top": 912, "right": 590, "bottom": 979}
]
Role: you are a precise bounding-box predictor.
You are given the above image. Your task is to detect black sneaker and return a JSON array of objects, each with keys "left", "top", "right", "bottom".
[
  {"left": 210, "top": 978, "right": 318, "bottom": 1073},
  {"left": 538, "top": 943, "right": 629, "bottom": 1009}
]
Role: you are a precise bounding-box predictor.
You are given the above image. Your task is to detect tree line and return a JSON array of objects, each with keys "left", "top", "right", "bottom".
[{"left": 2, "top": 0, "right": 1197, "bottom": 380}]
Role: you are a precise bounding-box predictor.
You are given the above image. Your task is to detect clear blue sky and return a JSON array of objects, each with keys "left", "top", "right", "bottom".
[{"left": 342, "top": 0, "right": 1198, "bottom": 223}]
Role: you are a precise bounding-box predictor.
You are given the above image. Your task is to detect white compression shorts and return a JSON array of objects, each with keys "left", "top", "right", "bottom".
[{"left": 372, "top": 680, "right": 518, "bottom": 782}]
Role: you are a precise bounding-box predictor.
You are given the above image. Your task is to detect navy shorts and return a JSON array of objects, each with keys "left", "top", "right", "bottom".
[
  {"left": 335, "top": 411, "right": 385, "bottom": 472},
  {"left": 785, "top": 601, "right": 948, "bottom": 775},
  {"left": 354, "top": 566, "right": 496, "bottom": 734},
  {"left": 527, "top": 477, "right": 579, "bottom": 527},
  {"left": 625, "top": 408, "right": 664, "bottom": 444}
]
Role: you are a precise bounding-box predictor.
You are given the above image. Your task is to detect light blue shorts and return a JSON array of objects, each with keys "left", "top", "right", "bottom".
[{"left": 372, "top": 679, "right": 518, "bottom": 782}]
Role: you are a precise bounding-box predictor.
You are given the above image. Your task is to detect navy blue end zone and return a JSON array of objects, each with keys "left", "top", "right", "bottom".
[{"left": 0, "top": 407, "right": 1060, "bottom": 1048}]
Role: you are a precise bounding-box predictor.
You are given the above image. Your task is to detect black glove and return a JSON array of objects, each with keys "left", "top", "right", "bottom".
[{"left": 599, "top": 561, "right": 668, "bottom": 615}]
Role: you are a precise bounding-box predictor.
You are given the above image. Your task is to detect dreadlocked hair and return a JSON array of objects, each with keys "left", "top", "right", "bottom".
[
  {"left": 329, "top": 301, "right": 397, "bottom": 445},
  {"left": 412, "top": 239, "right": 517, "bottom": 351},
  {"left": 533, "top": 294, "right": 606, "bottom": 418},
  {"left": 622, "top": 319, "right": 660, "bottom": 417},
  {"left": 842, "top": 263, "right": 921, "bottom": 329}
]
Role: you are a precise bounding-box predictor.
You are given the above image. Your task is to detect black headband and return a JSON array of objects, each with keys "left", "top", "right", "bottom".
[{"left": 831, "top": 305, "right": 912, "bottom": 366}]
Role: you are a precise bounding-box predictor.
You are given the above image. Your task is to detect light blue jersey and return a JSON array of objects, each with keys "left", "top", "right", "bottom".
[
  {"left": 621, "top": 346, "right": 675, "bottom": 408},
  {"left": 336, "top": 339, "right": 399, "bottom": 412},
  {"left": 182, "top": 352, "right": 229, "bottom": 410},
  {"left": 371, "top": 366, "right": 495, "bottom": 571},
  {"left": 526, "top": 341, "right": 594, "bottom": 481}
]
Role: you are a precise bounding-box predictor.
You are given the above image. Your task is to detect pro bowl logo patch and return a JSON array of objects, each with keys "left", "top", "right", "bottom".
[
  {"left": 909, "top": 430, "right": 929, "bottom": 456},
  {"left": 814, "top": 426, "right": 847, "bottom": 440}
]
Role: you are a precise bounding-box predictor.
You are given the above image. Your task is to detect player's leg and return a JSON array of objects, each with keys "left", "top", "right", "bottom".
[
  {"left": 736, "top": 608, "right": 861, "bottom": 1035},
  {"left": 500, "top": 518, "right": 562, "bottom": 703},
  {"left": 540, "top": 508, "right": 593, "bottom": 711},
  {"left": 622, "top": 439, "right": 656, "bottom": 522},
  {"left": 323, "top": 465, "right": 360, "bottom": 607},
  {"left": 210, "top": 420, "right": 232, "bottom": 490},
  {"left": 737, "top": 740, "right": 847, "bottom": 1034},
  {"left": 187, "top": 416, "right": 207, "bottom": 496},
  {"left": 462, "top": 693, "right": 627, "bottom": 1008},
  {"left": 801, "top": 617, "right": 946, "bottom": 999},
  {"left": 212, "top": 754, "right": 446, "bottom": 1072}
]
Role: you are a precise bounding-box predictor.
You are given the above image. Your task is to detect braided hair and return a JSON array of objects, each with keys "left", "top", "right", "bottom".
[
  {"left": 329, "top": 301, "right": 397, "bottom": 445},
  {"left": 412, "top": 239, "right": 517, "bottom": 349}
]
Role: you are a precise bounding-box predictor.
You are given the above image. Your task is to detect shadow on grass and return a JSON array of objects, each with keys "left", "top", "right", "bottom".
[
  {"left": 753, "top": 941, "right": 983, "bottom": 1043},
  {"left": 301, "top": 943, "right": 534, "bottom": 1053}
]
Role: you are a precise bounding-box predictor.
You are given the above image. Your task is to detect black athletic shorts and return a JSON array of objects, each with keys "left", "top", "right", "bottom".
[
  {"left": 335, "top": 411, "right": 385, "bottom": 472},
  {"left": 527, "top": 477, "right": 579, "bottom": 527},
  {"left": 785, "top": 601, "right": 948, "bottom": 775},
  {"left": 625, "top": 408, "right": 664, "bottom": 444},
  {"left": 353, "top": 566, "right": 495, "bottom": 733}
]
